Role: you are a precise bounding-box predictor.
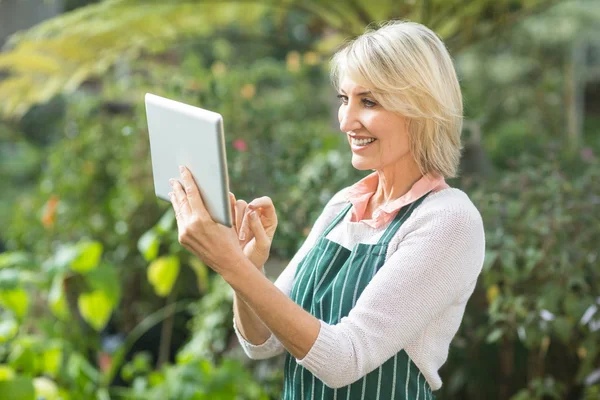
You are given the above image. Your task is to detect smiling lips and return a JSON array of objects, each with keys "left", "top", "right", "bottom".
[{"left": 349, "top": 135, "right": 377, "bottom": 150}]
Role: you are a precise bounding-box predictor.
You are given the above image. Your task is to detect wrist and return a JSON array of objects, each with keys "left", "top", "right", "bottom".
[{"left": 221, "top": 255, "right": 253, "bottom": 284}]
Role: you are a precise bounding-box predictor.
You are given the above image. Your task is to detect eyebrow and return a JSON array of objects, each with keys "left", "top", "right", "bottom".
[{"left": 339, "top": 89, "right": 372, "bottom": 96}]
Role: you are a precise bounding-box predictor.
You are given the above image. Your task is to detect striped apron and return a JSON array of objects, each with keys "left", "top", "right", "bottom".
[{"left": 282, "top": 193, "right": 435, "bottom": 400}]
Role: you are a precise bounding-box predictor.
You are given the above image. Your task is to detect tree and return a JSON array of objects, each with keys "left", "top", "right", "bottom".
[{"left": 0, "top": 0, "right": 561, "bottom": 119}]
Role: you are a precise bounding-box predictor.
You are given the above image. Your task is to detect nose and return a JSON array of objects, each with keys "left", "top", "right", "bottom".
[{"left": 338, "top": 103, "right": 362, "bottom": 134}]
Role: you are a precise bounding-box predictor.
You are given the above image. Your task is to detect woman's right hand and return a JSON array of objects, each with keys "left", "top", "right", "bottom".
[{"left": 229, "top": 192, "right": 278, "bottom": 269}]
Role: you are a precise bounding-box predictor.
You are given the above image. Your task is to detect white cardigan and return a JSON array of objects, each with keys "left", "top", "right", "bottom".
[{"left": 233, "top": 187, "right": 486, "bottom": 391}]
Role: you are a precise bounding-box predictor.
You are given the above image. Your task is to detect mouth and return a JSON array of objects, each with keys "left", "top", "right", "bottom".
[{"left": 349, "top": 136, "right": 377, "bottom": 152}]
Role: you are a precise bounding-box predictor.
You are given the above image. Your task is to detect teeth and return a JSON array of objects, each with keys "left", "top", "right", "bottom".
[{"left": 352, "top": 137, "right": 376, "bottom": 146}]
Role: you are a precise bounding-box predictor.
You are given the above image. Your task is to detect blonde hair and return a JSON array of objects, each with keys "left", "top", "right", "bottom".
[{"left": 330, "top": 20, "right": 463, "bottom": 178}]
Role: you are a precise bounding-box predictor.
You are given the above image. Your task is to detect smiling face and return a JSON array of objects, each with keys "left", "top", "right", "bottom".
[{"left": 337, "top": 77, "right": 414, "bottom": 172}]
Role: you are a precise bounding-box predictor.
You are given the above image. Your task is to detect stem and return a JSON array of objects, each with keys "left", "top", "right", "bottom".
[
  {"left": 102, "top": 300, "right": 191, "bottom": 387},
  {"left": 156, "top": 289, "right": 177, "bottom": 367}
]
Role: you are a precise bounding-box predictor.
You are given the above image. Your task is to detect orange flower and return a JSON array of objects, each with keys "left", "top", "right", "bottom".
[{"left": 42, "top": 195, "right": 59, "bottom": 228}]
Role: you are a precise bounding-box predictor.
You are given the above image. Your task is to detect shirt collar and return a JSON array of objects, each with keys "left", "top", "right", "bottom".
[{"left": 345, "top": 171, "right": 448, "bottom": 228}]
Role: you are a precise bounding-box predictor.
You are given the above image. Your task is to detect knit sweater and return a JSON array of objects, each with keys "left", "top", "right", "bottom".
[{"left": 233, "top": 186, "right": 486, "bottom": 391}]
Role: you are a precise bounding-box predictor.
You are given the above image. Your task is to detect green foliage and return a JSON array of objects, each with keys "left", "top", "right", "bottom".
[
  {"left": 439, "top": 149, "right": 600, "bottom": 399},
  {"left": 0, "top": 0, "right": 562, "bottom": 119},
  {"left": 147, "top": 256, "right": 180, "bottom": 298},
  {"left": 1, "top": 1, "right": 599, "bottom": 399},
  {"left": 116, "top": 358, "right": 268, "bottom": 400}
]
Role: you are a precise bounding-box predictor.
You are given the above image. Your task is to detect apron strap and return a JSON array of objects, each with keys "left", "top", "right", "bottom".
[
  {"left": 376, "top": 191, "right": 432, "bottom": 245},
  {"left": 321, "top": 202, "right": 353, "bottom": 238}
]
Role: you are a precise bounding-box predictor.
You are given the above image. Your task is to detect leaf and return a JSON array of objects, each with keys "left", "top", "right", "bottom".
[
  {"left": 0, "top": 252, "right": 33, "bottom": 270},
  {"left": 7, "top": 336, "right": 38, "bottom": 373},
  {"left": 0, "top": 364, "right": 16, "bottom": 381},
  {"left": 84, "top": 263, "right": 121, "bottom": 306},
  {"left": 0, "top": 320, "right": 19, "bottom": 343},
  {"left": 78, "top": 290, "right": 113, "bottom": 331},
  {"left": 189, "top": 258, "right": 209, "bottom": 293},
  {"left": 41, "top": 344, "right": 63, "bottom": 378},
  {"left": 138, "top": 230, "right": 160, "bottom": 262},
  {"left": 0, "top": 289, "right": 29, "bottom": 318},
  {"left": 0, "top": 377, "right": 35, "bottom": 400},
  {"left": 48, "top": 275, "right": 69, "bottom": 320},
  {"left": 156, "top": 209, "right": 176, "bottom": 234},
  {"left": 0, "top": 269, "right": 20, "bottom": 291},
  {"left": 486, "top": 284, "right": 500, "bottom": 304},
  {"left": 71, "top": 241, "right": 103, "bottom": 273},
  {"left": 486, "top": 328, "right": 504, "bottom": 344},
  {"left": 552, "top": 316, "right": 572, "bottom": 344},
  {"left": 33, "top": 377, "right": 59, "bottom": 400},
  {"left": 147, "top": 256, "right": 180, "bottom": 297},
  {"left": 45, "top": 245, "right": 78, "bottom": 274}
]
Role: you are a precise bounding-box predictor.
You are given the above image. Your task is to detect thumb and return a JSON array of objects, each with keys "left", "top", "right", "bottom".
[{"left": 248, "top": 210, "right": 270, "bottom": 247}]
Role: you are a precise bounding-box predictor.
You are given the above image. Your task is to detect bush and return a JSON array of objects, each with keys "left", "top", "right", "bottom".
[{"left": 439, "top": 147, "right": 600, "bottom": 400}]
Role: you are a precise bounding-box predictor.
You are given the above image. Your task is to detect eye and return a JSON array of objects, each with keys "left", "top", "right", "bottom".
[
  {"left": 362, "top": 98, "right": 377, "bottom": 108},
  {"left": 336, "top": 94, "right": 348, "bottom": 105}
]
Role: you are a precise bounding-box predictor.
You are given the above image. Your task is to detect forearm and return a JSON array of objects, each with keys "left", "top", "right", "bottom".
[
  {"left": 224, "top": 258, "right": 320, "bottom": 360},
  {"left": 233, "top": 290, "right": 272, "bottom": 345}
]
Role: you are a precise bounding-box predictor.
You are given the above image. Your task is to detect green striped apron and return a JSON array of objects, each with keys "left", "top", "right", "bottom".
[{"left": 282, "top": 193, "right": 435, "bottom": 400}]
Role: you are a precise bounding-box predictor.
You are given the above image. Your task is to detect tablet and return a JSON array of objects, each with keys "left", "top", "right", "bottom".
[{"left": 144, "top": 93, "right": 232, "bottom": 227}]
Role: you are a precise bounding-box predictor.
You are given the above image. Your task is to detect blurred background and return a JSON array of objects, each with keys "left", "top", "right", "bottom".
[{"left": 0, "top": 0, "right": 599, "bottom": 399}]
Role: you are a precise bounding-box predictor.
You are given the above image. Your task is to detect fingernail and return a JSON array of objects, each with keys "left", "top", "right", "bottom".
[
  {"left": 239, "top": 232, "right": 245, "bottom": 241},
  {"left": 169, "top": 179, "right": 174, "bottom": 186},
  {"left": 179, "top": 166, "right": 184, "bottom": 173},
  {"left": 250, "top": 211, "right": 257, "bottom": 220}
]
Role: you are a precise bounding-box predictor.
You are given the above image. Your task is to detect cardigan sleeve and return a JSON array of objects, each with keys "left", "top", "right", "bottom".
[
  {"left": 233, "top": 187, "right": 351, "bottom": 359},
  {"left": 295, "top": 200, "right": 486, "bottom": 389}
]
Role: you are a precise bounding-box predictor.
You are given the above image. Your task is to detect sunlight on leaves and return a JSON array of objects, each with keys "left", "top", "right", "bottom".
[
  {"left": 147, "top": 255, "right": 180, "bottom": 297},
  {"left": 71, "top": 241, "right": 103, "bottom": 273},
  {"left": 78, "top": 290, "right": 113, "bottom": 331}
]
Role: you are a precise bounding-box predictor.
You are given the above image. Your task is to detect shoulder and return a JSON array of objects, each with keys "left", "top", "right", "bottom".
[
  {"left": 391, "top": 187, "right": 485, "bottom": 258},
  {"left": 389, "top": 187, "right": 486, "bottom": 282},
  {"left": 413, "top": 187, "right": 484, "bottom": 232}
]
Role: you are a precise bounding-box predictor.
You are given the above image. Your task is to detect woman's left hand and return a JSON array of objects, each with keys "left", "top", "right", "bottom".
[{"left": 168, "top": 166, "right": 245, "bottom": 274}]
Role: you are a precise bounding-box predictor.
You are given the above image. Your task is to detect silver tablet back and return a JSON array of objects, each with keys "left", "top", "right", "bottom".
[{"left": 145, "top": 93, "right": 232, "bottom": 227}]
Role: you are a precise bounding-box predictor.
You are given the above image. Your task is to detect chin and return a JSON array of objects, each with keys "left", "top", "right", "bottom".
[{"left": 351, "top": 155, "right": 377, "bottom": 170}]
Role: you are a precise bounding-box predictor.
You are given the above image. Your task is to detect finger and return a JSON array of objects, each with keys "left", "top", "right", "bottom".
[
  {"left": 179, "top": 166, "right": 208, "bottom": 218},
  {"left": 248, "top": 209, "right": 269, "bottom": 248},
  {"left": 170, "top": 178, "right": 191, "bottom": 218},
  {"left": 168, "top": 192, "right": 180, "bottom": 220},
  {"left": 235, "top": 200, "right": 248, "bottom": 240},
  {"left": 247, "top": 196, "right": 277, "bottom": 222},
  {"left": 240, "top": 207, "right": 259, "bottom": 246},
  {"left": 247, "top": 196, "right": 277, "bottom": 235},
  {"left": 229, "top": 192, "right": 237, "bottom": 232}
]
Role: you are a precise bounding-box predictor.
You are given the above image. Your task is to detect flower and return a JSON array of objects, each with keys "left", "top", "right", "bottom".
[
  {"left": 286, "top": 51, "right": 301, "bottom": 72},
  {"left": 233, "top": 139, "right": 248, "bottom": 152},
  {"left": 42, "top": 195, "right": 60, "bottom": 228},
  {"left": 240, "top": 84, "right": 256, "bottom": 99}
]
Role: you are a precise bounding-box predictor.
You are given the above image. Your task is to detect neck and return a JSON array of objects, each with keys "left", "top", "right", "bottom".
[{"left": 372, "top": 157, "right": 423, "bottom": 205}]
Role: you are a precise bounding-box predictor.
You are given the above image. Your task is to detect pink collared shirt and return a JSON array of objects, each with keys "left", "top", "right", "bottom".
[{"left": 346, "top": 172, "right": 449, "bottom": 228}]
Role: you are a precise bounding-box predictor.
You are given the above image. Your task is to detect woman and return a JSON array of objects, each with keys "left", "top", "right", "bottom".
[{"left": 168, "top": 20, "right": 485, "bottom": 399}]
